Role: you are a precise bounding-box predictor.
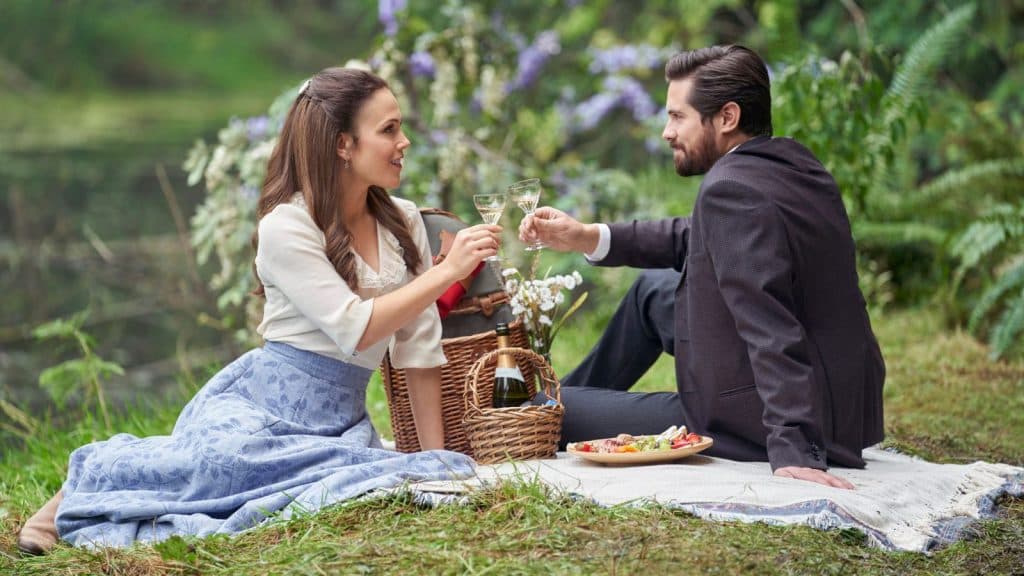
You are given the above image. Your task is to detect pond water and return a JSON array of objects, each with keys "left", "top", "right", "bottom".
[{"left": 1, "top": 96, "right": 255, "bottom": 416}]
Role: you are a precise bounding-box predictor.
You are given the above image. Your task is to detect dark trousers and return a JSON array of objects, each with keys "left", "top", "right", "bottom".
[{"left": 543, "top": 268, "right": 686, "bottom": 447}]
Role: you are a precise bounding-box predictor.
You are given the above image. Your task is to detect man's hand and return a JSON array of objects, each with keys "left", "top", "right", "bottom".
[
  {"left": 519, "top": 207, "right": 600, "bottom": 254},
  {"left": 774, "top": 466, "right": 855, "bottom": 490}
]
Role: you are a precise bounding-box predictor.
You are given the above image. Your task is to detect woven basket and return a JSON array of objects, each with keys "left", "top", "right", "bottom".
[
  {"left": 462, "top": 347, "right": 563, "bottom": 464},
  {"left": 381, "top": 321, "right": 535, "bottom": 455}
]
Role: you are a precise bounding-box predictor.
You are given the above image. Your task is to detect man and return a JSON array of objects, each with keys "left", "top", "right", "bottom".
[{"left": 521, "top": 45, "right": 885, "bottom": 489}]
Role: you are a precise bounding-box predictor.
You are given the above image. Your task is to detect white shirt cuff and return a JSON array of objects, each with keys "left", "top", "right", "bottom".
[{"left": 584, "top": 223, "right": 611, "bottom": 263}]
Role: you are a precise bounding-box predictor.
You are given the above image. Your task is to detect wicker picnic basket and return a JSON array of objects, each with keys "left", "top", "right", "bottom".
[
  {"left": 381, "top": 321, "right": 535, "bottom": 455},
  {"left": 381, "top": 208, "right": 536, "bottom": 455},
  {"left": 462, "top": 347, "right": 563, "bottom": 464}
]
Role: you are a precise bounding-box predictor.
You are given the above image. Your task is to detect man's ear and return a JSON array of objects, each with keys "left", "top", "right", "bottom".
[
  {"left": 336, "top": 133, "right": 352, "bottom": 162},
  {"left": 717, "top": 101, "right": 741, "bottom": 134}
]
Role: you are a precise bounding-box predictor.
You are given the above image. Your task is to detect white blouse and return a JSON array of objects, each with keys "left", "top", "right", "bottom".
[{"left": 255, "top": 193, "right": 446, "bottom": 370}]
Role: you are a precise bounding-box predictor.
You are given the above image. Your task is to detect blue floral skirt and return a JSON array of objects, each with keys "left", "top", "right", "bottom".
[{"left": 55, "top": 341, "right": 476, "bottom": 547}]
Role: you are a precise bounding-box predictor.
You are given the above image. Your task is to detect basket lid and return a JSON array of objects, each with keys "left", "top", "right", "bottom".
[{"left": 421, "top": 208, "right": 514, "bottom": 338}]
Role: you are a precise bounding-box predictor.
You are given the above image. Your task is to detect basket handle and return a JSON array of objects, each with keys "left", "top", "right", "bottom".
[{"left": 463, "top": 347, "right": 561, "bottom": 415}]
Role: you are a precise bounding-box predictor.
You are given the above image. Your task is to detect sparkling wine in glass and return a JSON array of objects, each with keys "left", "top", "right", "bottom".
[
  {"left": 473, "top": 192, "right": 506, "bottom": 261},
  {"left": 509, "top": 178, "right": 543, "bottom": 251}
]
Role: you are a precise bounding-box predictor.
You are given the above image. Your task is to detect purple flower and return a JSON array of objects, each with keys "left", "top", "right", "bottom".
[
  {"left": 240, "top": 184, "right": 259, "bottom": 202},
  {"left": 508, "top": 30, "right": 560, "bottom": 92},
  {"left": 589, "top": 44, "right": 668, "bottom": 74},
  {"left": 378, "top": 0, "right": 407, "bottom": 37},
  {"left": 571, "top": 76, "right": 658, "bottom": 132},
  {"left": 429, "top": 130, "right": 448, "bottom": 145},
  {"left": 508, "top": 31, "right": 526, "bottom": 52},
  {"left": 490, "top": 12, "right": 506, "bottom": 34},
  {"left": 607, "top": 76, "right": 657, "bottom": 121},
  {"left": 409, "top": 51, "right": 435, "bottom": 78},
  {"left": 246, "top": 116, "right": 270, "bottom": 142},
  {"left": 645, "top": 135, "right": 664, "bottom": 154},
  {"left": 547, "top": 169, "right": 569, "bottom": 191},
  {"left": 572, "top": 92, "right": 620, "bottom": 131}
]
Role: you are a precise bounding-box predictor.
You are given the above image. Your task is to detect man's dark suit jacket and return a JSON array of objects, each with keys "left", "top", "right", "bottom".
[{"left": 600, "top": 136, "right": 885, "bottom": 470}]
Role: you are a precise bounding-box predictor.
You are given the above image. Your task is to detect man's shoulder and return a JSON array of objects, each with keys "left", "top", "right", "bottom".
[{"left": 706, "top": 137, "right": 823, "bottom": 186}]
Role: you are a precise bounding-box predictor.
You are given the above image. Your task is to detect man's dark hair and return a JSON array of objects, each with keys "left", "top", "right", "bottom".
[{"left": 665, "top": 45, "right": 772, "bottom": 137}]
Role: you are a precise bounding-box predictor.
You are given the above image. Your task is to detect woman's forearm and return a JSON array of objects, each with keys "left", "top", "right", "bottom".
[
  {"left": 356, "top": 263, "right": 459, "bottom": 351},
  {"left": 357, "top": 223, "right": 499, "bottom": 351},
  {"left": 404, "top": 366, "right": 445, "bottom": 450}
]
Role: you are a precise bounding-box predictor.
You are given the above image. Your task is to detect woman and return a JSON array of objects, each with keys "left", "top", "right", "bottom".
[{"left": 17, "top": 67, "right": 501, "bottom": 553}]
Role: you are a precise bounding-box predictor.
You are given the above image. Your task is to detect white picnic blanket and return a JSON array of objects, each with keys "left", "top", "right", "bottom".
[{"left": 408, "top": 447, "right": 1023, "bottom": 552}]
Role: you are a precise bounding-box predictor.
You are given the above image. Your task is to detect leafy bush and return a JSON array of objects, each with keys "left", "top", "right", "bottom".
[
  {"left": 31, "top": 311, "right": 125, "bottom": 431},
  {"left": 952, "top": 201, "right": 1024, "bottom": 359},
  {"left": 771, "top": 4, "right": 996, "bottom": 310}
]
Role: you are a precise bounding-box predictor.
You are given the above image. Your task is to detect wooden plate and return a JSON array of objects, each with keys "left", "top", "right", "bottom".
[{"left": 567, "top": 435, "right": 714, "bottom": 465}]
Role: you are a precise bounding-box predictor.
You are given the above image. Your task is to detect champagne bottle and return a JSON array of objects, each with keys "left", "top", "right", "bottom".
[{"left": 492, "top": 323, "right": 532, "bottom": 408}]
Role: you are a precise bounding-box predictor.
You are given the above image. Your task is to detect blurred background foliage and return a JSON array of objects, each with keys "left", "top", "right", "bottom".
[{"left": 2, "top": 0, "right": 1023, "bottom": 418}]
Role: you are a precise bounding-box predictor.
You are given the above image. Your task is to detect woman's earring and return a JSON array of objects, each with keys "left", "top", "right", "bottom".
[{"left": 344, "top": 159, "right": 350, "bottom": 170}]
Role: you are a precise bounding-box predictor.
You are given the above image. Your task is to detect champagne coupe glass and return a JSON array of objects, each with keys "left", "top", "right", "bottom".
[
  {"left": 473, "top": 192, "right": 506, "bottom": 262},
  {"left": 509, "top": 178, "right": 543, "bottom": 251}
]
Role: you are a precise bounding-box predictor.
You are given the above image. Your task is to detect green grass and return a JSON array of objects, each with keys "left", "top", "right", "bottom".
[{"left": 3, "top": 307, "right": 1023, "bottom": 574}]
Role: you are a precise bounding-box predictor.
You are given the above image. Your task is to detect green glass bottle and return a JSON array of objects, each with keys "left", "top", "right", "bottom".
[{"left": 492, "top": 323, "right": 532, "bottom": 408}]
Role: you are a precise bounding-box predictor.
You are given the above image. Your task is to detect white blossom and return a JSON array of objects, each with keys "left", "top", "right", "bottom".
[
  {"left": 204, "top": 146, "right": 234, "bottom": 191},
  {"left": 344, "top": 59, "right": 372, "bottom": 71},
  {"left": 479, "top": 65, "right": 507, "bottom": 118},
  {"left": 239, "top": 138, "right": 276, "bottom": 185},
  {"left": 430, "top": 57, "right": 458, "bottom": 125},
  {"left": 502, "top": 260, "right": 587, "bottom": 357}
]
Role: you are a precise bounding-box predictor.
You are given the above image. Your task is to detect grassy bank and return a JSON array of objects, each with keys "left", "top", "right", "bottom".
[{"left": 2, "top": 308, "right": 1023, "bottom": 574}]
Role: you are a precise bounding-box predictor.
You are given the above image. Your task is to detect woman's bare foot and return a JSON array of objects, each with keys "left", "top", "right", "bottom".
[{"left": 16, "top": 490, "right": 62, "bottom": 556}]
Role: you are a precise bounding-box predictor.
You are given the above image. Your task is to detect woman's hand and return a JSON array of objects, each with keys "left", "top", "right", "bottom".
[{"left": 441, "top": 224, "right": 502, "bottom": 278}]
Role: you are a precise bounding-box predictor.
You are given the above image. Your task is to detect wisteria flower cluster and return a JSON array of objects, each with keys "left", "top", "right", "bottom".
[
  {"left": 588, "top": 44, "right": 678, "bottom": 74},
  {"left": 502, "top": 257, "right": 588, "bottom": 359},
  {"left": 364, "top": 0, "right": 671, "bottom": 214},
  {"left": 184, "top": 116, "right": 274, "bottom": 309},
  {"left": 182, "top": 84, "right": 303, "bottom": 342}
]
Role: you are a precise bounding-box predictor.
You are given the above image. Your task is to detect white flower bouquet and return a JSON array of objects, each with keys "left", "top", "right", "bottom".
[{"left": 502, "top": 256, "right": 588, "bottom": 360}]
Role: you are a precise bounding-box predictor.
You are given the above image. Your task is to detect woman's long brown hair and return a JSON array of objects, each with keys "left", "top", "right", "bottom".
[{"left": 252, "top": 67, "right": 421, "bottom": 296}]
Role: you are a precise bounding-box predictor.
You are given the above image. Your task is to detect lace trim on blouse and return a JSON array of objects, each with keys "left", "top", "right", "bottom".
[
  {"left": 357, "top": 227, "right": 406, "bottom": 289},
  {"left": 290, "top": 192, "right": 407, "bottom": 290}
]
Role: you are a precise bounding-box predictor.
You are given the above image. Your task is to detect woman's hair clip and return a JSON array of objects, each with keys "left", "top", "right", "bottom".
[{"left": 299, "top": 78, "right": 312, "bottom": 96}]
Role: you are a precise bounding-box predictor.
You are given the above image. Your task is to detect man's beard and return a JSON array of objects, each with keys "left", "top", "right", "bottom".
[{"left": 673, "top": 125, "right": 720, "bottom": 177}]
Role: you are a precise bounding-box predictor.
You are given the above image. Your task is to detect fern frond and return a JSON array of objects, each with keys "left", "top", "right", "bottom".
[
  {"left": 907, "top": 157, "right": 1024, "bottom": 209},
  {"left": 989, "top": 286, "right": 1024, "bottom": 359},
  {"left": 883, "top": 3, "right": 976, "bottom": 126},
  {"left": 952, "top": 220, "right": 1009, "bottom": 271},
  {"left": 853, "top": 220, "right": 947, "bottom": 247},
  {"left": 967, "top": 257, "right": 1024, "bottom": 333}
]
